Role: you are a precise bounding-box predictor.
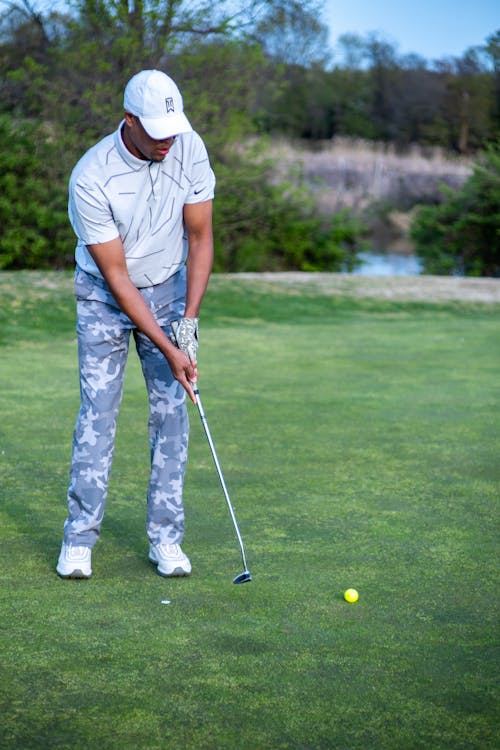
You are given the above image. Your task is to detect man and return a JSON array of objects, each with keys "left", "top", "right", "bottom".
[{"left": 56, "top": 69, "right": 215, "bottom": 579}]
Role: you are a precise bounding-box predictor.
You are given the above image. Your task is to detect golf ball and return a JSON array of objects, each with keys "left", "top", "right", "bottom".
[{"left": 344, "top": 588, "right": 359, "bottom": 603}]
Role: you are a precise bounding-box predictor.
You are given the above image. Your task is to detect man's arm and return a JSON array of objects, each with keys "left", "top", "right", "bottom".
[
  {"left": 184, "top": 200, "right": 214, "bottom": 319},
  {"left": 86, "top": 238, "right": 197, "bottom": 403}
]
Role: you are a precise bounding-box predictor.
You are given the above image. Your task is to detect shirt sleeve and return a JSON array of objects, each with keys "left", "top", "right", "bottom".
[
  {"left": 68, "top": 177, "right": 120, "bottom": 246},
  {"left": 184, "top": 134, "right": 216, "bottom": 205}
]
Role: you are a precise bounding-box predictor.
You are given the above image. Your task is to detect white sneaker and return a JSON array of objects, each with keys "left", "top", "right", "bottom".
[
  {"left": 56, "top": 543, "right": 92, "bottom": 579},
  {"left": 149, "top": 543, "right": 191, "bottom": 577}
]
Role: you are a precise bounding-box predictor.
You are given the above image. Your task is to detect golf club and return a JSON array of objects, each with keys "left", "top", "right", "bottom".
[{"left": 171, "top": 322, "right": 252, "bottom": 584}]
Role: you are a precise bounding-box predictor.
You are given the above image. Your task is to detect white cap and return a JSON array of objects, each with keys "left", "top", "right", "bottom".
[{"left": 123, "top": 70, "right": 192, "bottom": 139}]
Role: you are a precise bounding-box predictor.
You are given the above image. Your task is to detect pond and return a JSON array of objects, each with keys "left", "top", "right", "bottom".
[{"left": 352, "top": 251, "right": 423, "bottom": 276}]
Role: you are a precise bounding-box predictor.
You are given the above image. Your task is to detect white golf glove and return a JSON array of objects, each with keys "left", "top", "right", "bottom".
[{"left": 172, "top": 317, "right": 199, "bottom": 363}]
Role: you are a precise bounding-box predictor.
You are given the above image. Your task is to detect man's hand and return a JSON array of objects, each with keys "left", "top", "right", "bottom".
[
  {"left": 165, "top": 346, "right": 198, "bottom": 402},
  {"left": 173, "top": 317, "right": 199, "bottom": 364}
]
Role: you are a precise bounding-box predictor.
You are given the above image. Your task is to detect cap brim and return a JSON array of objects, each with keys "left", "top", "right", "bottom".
[{"left": 139, "top": 112, "right": 192, "bottom": 140}]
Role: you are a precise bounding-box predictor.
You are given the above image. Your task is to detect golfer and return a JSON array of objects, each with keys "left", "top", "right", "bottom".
[{"left": 56, "top": 70, "right": 215, "bottom": 579}]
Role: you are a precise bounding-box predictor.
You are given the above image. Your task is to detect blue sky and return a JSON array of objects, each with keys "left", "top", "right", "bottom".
[{"left": 323, "top": 0, "right": 499, "bottom": 61}]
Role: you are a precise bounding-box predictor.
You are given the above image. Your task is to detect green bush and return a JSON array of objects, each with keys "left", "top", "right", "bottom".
[
  {"left": 213, "top": 157, "right": 365, "bottom": 272},
  {"left": 0, "top": 116, "right": 74, "bottom": 270},
  {"left": 410, "top": 143, "right": 500, "bottom": 276}
]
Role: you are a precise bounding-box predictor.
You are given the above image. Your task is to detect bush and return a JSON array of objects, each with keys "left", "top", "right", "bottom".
[
  {"left": 410, "top": 143, "right": 500, "bottom": 276},
  {"left": 213, "top": 157, "right": 365, "bottom": 272},
  {"left": 0, "top": 116, "right": 74, "bottom": 270}
]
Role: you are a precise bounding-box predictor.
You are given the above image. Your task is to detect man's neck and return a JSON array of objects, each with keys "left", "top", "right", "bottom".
[{"left": 121, "top": 122, "right": 148, "bottom": 161}]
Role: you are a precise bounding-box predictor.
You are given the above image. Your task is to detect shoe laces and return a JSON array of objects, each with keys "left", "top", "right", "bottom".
[
  {"left": 68, "top": 545, "right": 89, "bottom": 558},
  {"left": 157, "top": 543, "right": 181, "bottom": 556}
]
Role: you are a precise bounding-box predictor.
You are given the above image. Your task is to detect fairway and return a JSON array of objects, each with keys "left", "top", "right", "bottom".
[{"left": 0, "top": 272, "right": 499, "bottom": 750}]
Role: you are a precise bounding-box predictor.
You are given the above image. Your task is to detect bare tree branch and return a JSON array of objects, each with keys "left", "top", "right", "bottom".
[{"left": 0, "top": 0, "right": 50, "bottom": 44}]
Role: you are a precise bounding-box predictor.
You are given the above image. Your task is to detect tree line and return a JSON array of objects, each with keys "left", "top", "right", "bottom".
[
  {"left": 0, "top": 1, "right": 498, "bottom": 275},
  {"left": 263, "top": 30, "right": 499, "bottom": 154}
]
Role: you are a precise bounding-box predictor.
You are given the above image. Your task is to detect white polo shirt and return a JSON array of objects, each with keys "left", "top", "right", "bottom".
[{"left": 68, "top": 123, "right": 215, "bottom": 287}]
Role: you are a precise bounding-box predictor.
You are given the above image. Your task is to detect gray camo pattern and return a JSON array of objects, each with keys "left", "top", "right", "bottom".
[{"left": 63, "top": 266, "right": 189, "bottom": 547}]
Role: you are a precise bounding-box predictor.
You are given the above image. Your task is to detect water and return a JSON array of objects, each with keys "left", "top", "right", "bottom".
[{"left": 352, "top": 251, "right": 422, "bottom": 276}]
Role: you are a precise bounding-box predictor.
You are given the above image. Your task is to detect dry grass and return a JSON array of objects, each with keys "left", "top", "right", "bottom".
[
  {"left": 266, "top": 136, "right": 473, "bottom": 213},
  {"left": 220, "top": 272, "right": 500, "bottom": 304}
]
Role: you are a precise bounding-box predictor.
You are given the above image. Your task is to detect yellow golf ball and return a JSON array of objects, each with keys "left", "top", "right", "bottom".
[{"left": 344, "top": 588, "right": 359, "bottom": 603}]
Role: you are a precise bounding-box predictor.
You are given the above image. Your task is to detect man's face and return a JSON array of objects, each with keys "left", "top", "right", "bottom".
[{"left": 123, "top": 113, "right": 176, "bottom": 162}]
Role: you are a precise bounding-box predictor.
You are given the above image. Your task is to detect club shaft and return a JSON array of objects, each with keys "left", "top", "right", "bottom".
[{"left": 193, "top": 384, "right": 249, "bottom": 572}]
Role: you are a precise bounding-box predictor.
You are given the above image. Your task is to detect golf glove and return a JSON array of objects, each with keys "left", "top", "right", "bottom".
[{"left": 172, "top": 317, "right": 199, "bottom": 363}]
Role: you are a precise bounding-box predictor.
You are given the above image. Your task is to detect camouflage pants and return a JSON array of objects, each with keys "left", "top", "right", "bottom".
[{"left": 63, "top": 266, "right": 189, "bottom": 548}]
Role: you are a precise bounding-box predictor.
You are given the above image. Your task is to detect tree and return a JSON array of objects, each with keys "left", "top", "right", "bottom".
[
  {"left": 336, "top": 33, "right": 366, "bottom": 70},
  {"left": 253, "top": 0, "right": 330, "bottom": 67},
  {"left": 485, "top": 30, "right": 500, "bottom": 131},
  {"left": 0, "top": 0, "right": 327, "bottom": 140},
  {"left": 410, "top": 142, "right": 500, "bottom": 276}
]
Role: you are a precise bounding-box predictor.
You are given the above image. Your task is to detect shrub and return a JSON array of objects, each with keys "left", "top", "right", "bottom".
[
  {"left": 410, "top": 143, "right": 500, "bottom": 276},
  {"left": 0, "top": 116, "right": 74, "bottom": 270},
  {"left": 213, "top": 157, "right": 365, "bottom": 272}
]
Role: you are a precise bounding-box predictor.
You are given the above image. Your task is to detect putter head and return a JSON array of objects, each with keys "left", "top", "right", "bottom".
[{"left": 233, "top": 570, "right": 252, "bottom": 584}]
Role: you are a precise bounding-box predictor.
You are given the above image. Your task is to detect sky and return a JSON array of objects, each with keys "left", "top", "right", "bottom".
[{"left": 323, "top": 0, "right": 499, "bottom": 62}]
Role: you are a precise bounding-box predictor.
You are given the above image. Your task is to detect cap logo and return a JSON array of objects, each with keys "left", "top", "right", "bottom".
[{"left": 165, "top": 97, "right": 175, "bottom": 113}]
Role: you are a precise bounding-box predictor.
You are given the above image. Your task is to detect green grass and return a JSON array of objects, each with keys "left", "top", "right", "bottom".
[{"left": 0, "top": 271, "right": 499, "bottom": 750}]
